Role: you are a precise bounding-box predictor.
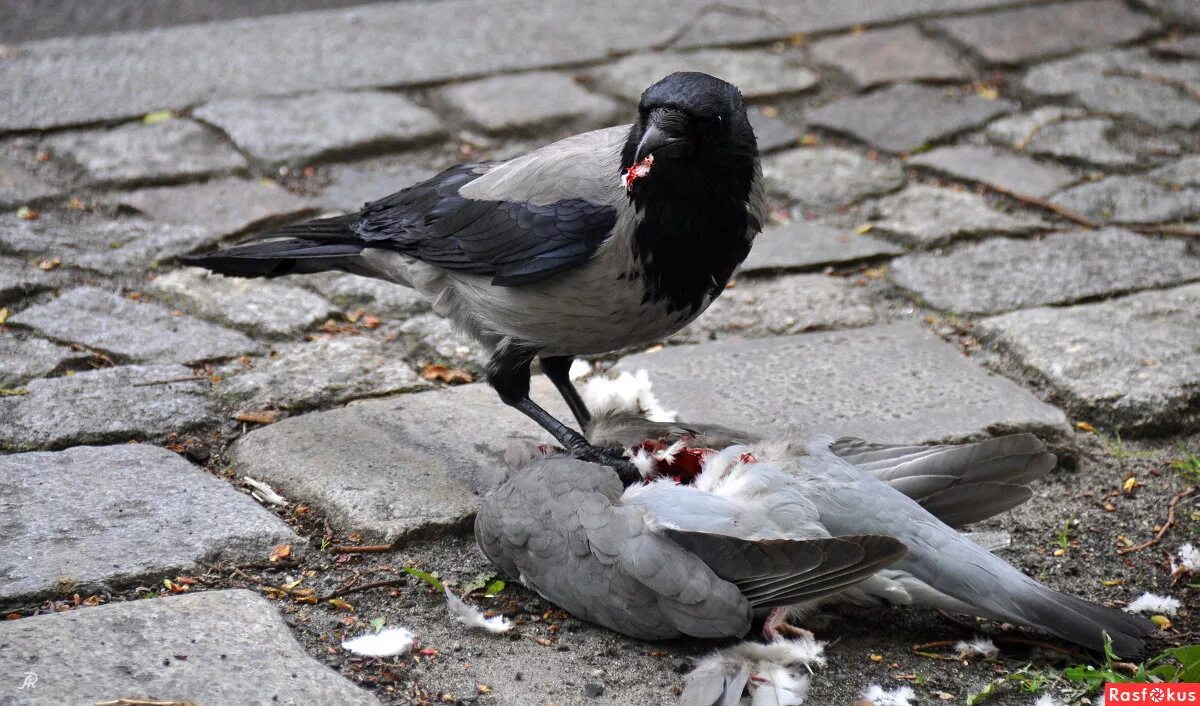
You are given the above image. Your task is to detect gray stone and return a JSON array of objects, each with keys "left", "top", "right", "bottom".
[
  {"left": 0, "top": 256, "right": 52, "bottom": 304},
  {"left": 933, "top": 0, "right": 1158, "bottom": 64},
  {"left": 1140, "top": 0, "right": 1200, "bottom": 29},
  {"left": 1050, "top": 176, "right": 1200, "bottom": 224},
  {"left": 216, "top": 336, "right": 428, "bottom": 411},
  {"left": 978, "top": 284, "right": 1200, "bottom": 430},
  {"left": 41, "top": 118, "right": 248, "bottom": 186},
  {"left": 672, "top": 274, "right": 875, "bottom": 343},
  {"left": 985, "top": 106, "right": 1086, "bottom": 149},
  {"left": 299, "top": 271, "right": 431, "bottom": 318},
  {"left": 809, "top": 25, "right": 970, "bottom": 86},
  {"left": 1156, "top": 35, "right": 1200, "bottom": 59},
  {"left": 313, "top": 156, "right": 436, "bottom": 213},
  {"left": 748, "top": 109, "right": 801, "bottom": 154},
  {"left": 1148, "top": 155, "right": 1200, "bottom": 187},
  {"left": 763, "top": 147, "right": 905, "bottom": 212},
  {"left": 1022, "top": 118, "right": 1140, "bottom": 168},
  {"left": 438, "top": 72, "right": 620, "bottom": 134},
  {"left": 10, "top": 287, "right": 260, "bottom": 364},
  {"left": 0, "top": 446, "right": 298, "bottom": 603},
  {"left": 0, "top": 153, "right": 63, "bottom": 208},
  {"left": 0, "top": 212, "right": 216, "bottom": 275},
  {"left": 229, "top": 379, "right": 569, "bottom": 542},
  {"left": 908, "top": 145, "right": 1078, "bottom": 199},
  {"left": 740, "top": 221, "right": 903, "bottom": 273},
  {"left": 0, "top": 335, "right": 86, "bottom": 387},
  {"left": 889, "top": 228, "right": 1200, "bottom": 315},
  {"left": 195, "top": 90, "right": 444, "bottom": 165},
  {"left": 0, "top": 364, "right": 217, "bottom": 451},
  {"left": 808, "top": 83, "right": 1015, "bottom": 153},
  {"left": 1074, "top": 76, "right": 1200, "bottom": 129},
  {"left": 617, "top": 322, "right": 1069, "bottom": 444},
  {"left": 394, "top": 313, "right": 489, "bottom": 369},
  {"left": 147, "top": 267, "right": 335, "bottom": 338},
  {"left": 0, "top": 590, "right": 380, "bottom": 705},
  {"left": 119, "top": 177, "right": 314, "bottom": 237},
  {"left": 866, "top": 184, "right": 1049, "bottom": 247},
  {"left": 591, "top": 49, "right": 819, "bottom": 102}
]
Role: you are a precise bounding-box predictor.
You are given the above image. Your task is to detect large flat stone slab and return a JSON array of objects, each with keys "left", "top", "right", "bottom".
[
  {"left": 41, "top": 118, "right": 248, "bottom": 187},
  {"left": 0, "top": 152, "right": 64, "bottom": 208},
  {"left": 195, "top": 91, "right": 444, "bottom": 165},
  {"left": 808, "top": 83, "right": 1015, "bottom": 153},
  {"left": 763, "top": 147, "right": 905, "bottom": 212},
  {"left": 312, "top": 155, "right": 436, "bottom": 213},
  {"left": 229, "top": 380, "right": 569, "bottom": 542},
  {"left": 0, "top": 256, "right": 53, "bottom": 304},
  {"left": 1018, "top": 118, "right": 1141, "bottom": 168},
  {"left": 119, "top": 177, "right": 314, "bottom": 237},
  {"left": 1050, "top": 176, "right": 1200, "bottom": 224},
  {"left": 147, "top": 268, "right": 335, "bottom": 338},
  {"left": 809, "top": 25, "right": 969, "bottom": 87},
  {"left": 438, "top": 71, "right": 619, "bottom": 134},
  {"left": 0, "top": 364, "right": 217, "bottom": 451},
  {"left": 617, "top": 322, "right": 1069, "bottom": 444},
  {"left": 590, "top": 48, "right": 819, "bottom": 102},
  {"left": 907, "top": 145, "right": 1078, "bottom": 199},
  {"left": 0, "top": 335, "right": 87, "bottom": 387},
  {"left": 933, "top": 0, "right": 1158, "bottom": 64},
  {"left": 741, "top": 221, "right": 903, "bottom": 273},
  {"left": 0, "top": 446, "right": 298, "bottom": 604},
  {"left": 298, "top": 271, "right": 431, "bottom": 318},
  {"left": 978, "top": 284, "right": 1200, "bottom": 430},
  {"left": 216, "top": 336, "right": 428, "bottom": 411},
  {"left": 889, "top": 229, "right": 1200, "bottom": 315},
  {"left": 0, "top": 590, "right": 379, "bottom": 705},
  {"left": 865, "top": 184, "right": 1049, "bottom": 247},
  {"left": 11, "top": 287, "right": 260, "bottom": 364}
]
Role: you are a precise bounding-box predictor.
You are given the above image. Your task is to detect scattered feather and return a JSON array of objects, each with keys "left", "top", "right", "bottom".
[
  {"left": 954, "top": 637, "right": 999, "bottom": 658},
  {"left": 1172, "top": 543, "right": 1200, "bottom": 574},
  {"left": 684, "top": 636, "right": 825, "bottom": 705},
  {"left": 862, "top": 685, "right": 916, "bottom": 706},
  {"left": 1124, "top": 592, "right": 1181, "bottom": 616},
  {"left": 630, "top": 448, "right": 656, "bottom": 478},
  {"left": 444, "top": 587, "right": 512, "bottom": 633},
  {"left": 750, "top": 662, "right": 810, "bottom": 706},
  {"left": 1032, "top": 694, "right": 1067, "bottom": 706},
  {"left": 580, "top": 368, "right": 676, "bottom": 422},
  {"left": 341, "top": 627, "right": 414, "bottom": 656},
  {"left": 242, "top": 476, "right": 288, "bottom": 506}
]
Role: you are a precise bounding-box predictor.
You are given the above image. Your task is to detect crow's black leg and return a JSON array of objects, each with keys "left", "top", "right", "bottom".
[
  {"left": 540, "top": 355, "right": 592, "bottom": 430},
  {"left": 488, "top": 344, "right": 638, "bottom": 485}
]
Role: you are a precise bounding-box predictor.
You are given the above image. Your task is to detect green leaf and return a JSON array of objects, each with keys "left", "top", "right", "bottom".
[
  {"left": 484, "top": 580, "right": 505, "bottom": 596},
  {"left": 143, "top": 110, "right": 173, "bottom": 125},
  {"left": 461, "top": 573, "right": 492, "bottom": 595},
  {"left": 401, "top": 566, "right": 443, "bottom": 592},
  {"left": 368, "top": 616, "right": 386, "bottom": 633},
  {"left": 1166, "top": 645, "right": 1200, "bottom": 682}
]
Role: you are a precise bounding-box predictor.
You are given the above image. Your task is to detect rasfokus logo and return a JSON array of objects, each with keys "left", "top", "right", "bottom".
[{"left": 1106, "top": 684, "right": 1200, "bottom": 703}]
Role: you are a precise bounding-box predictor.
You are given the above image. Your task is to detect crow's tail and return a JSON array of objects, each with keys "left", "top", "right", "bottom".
[{"left": 179, "top": 214, "right": 366, "bottom": 278}]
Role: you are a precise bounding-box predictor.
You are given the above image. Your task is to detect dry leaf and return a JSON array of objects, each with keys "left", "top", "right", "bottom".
[
  {"left": 0, "top": 307, "right": 8, "bottom": 325},
  {"left": 37, "top": 257, "right": 61, "bottom": 271},
  {"left": 420, "top": 364, "right": 474, "bottom": 384},
  {"left": 328, "top": 598, "right": 354, "bottom": 612},
  {"left": 1076, "top": 421, "right": 1096, "bottom": 432},
  {"left": 234, "top": 410, "right": 281, "bottom": 425},
  {"left": 16, "top": 206, "right": 39, "bottom": 221},
  {"left": 270, "top": 544, "right": 292, "bottom": 563}
]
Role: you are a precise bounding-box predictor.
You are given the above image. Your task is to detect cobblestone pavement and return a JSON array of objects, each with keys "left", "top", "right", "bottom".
[{"left": 1, "top": 1, "right": 1198, "bottom": 704}]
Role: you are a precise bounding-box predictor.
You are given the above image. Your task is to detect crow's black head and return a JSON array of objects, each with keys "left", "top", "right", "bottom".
[{"left": 621, "top": 72, "right": 757, "bottom": 198}]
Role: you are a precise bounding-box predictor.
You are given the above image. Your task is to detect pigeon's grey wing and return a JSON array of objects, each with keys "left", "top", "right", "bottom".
[
  {"left": 272, "top": 126, "right": 630, "bottom": 287},
  {"left": 476, "top": 457, "right": 751, "bottom": 640},
  {"left": 663, "top": 530, "right": 907, "bottom": 608},
  {"left": 586, "top": 410, "right": 761, "bottom": 449},
  {"left": 681, "top": 662, "right": 750, "bottom": 706},
  {"left": 829, "top": 434, "right": 1056, "bottom": 527}
]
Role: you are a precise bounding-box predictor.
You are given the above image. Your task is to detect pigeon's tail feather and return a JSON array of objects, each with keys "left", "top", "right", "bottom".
[
  {"left": 1011, "top": 580, "right": 1156, "bottom": 658},
  {"left": 180, "top": 238, "right": 367, "bottom": 279}
]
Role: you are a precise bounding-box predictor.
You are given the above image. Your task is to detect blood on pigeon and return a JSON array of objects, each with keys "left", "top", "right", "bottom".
[
  {"left": 622, "top": 155, "right": 654, "bottom": 191},
  {"left": 632, "top": 437, "right": 712, "bottom": 484}
]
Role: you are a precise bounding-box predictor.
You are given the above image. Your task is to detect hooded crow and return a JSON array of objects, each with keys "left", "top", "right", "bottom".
[
  {"left": 182, "top": 72, "right": 764, "bottom": 481},
  {"left": 476, "top": 412, "right": 1155, "bottom": 657}
]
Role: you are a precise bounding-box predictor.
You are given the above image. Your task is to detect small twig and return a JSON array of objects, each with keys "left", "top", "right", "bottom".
[
  {"left": 131, "top": 375, "right": 209, "bottom": 387},
  {"left": 96, "top": 700, "right": 197, "bottom": 706},
  {"left": 331, "top": 544, "right": 394, "bottom": 554},
  {"left": 985, "top": 184, "right": 1200, "bottom": 238},
  {"left": 241, "top": 477, "right": 288, "bottom": 506},
  {"left": 318, "top": 578, "right": 406, "bottom": 602},
  {"left": 1118, "top": 485, "right": 1198, "bottom": 555}
]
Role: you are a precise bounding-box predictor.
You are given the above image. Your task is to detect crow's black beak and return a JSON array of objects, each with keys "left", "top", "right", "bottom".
[{"left": 635, "top": 123, "right": 693, "bottom": 162}]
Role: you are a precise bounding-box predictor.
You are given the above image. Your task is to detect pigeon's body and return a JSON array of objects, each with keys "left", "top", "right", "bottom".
[
  {"left": 477, "top": 416, "right": 1154, "bottom": 656},
  {"left": 183, "top": 74, "right": 764, "bottom": 478}
]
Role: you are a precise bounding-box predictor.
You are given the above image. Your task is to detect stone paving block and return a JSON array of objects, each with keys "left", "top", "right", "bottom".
[
  {"left": 933, "top": 0, "right": 1158, "bottom": 64},
  {"left": 741, "top": 221, "right": 903, "bottom": 273},
  {"left": 1020, "top": 118, "right": 1140, "bottom": 168},
  {"left": 0, "top": 590, "right": 380, "bottom": 705},
  {"left": 0, "top": 213, "right": 216, "bottom": 275},
  {"left": 42, "top": 118, "right": 248, "bottom": 187},
  {"left": 1156, "top": 35, "right": 1200, "bottom": 59},
  {"left": 1140, "top": 0, "right": 1200, "bottom": 29},
  {"left": 748, "top": 109, "right": 801, "bottom": 153},
  {"left": 591, "top": 49, "right": 819, "bottom": 102},
  {"left": 0, "top": 153, "right": 63, "bottom": 208},
  {"left": 119, "top": 177, "right": 314, "bottom": 237},
  {"left": 10, "top": 287, "right": 260, "bottom": 364},
  {"left": 908, "top": 145, "right": 1077, "bottom": 199},
  {"left": 1148, "top": 155, "right": 1200, "bottom": 187},
  {"left": 0, "top": 335, "right": 87, "bottom": 387},
  {"left": 299, "top": 271, "right": 431, "bottom": 318},
  {"left": 0, "top": 446, "right": 299, "bottom": 604},
  {"left": 889, "top": 229, "right": 1200, "bottom": 315},
  {"left": 0, "top": 256, "right": 52, "bottom": 304},
  {"left": 1050, "top": 176, "right": 1200, "bottom": 224},
  {"left": 147, "top": 268, "right": 335, "bottom": 338},
  {"left": 809, "top": 25, "right": 970, "bottom": 87},
  {"left": 195, "top": 90, "right": 444, "bottom": 165},
  {"left": 672, "top": 273, "right": 875, "bottom": 343},
  {"left": 808, "top": 83, "right": 1015, "bottom": 153},
  {"left": 985, "top": 106, "right": 1086, "bottom": 148},
  {"left": 313, "top": 156, "right": 437, "bottom": 213},
  {"left": 763, "top": 147, "right": 905, "bottom": 212},
  {"left": 866, "top": 184, "right": 1049, "bottom": 247},
  {"left": 439, "top": 72, "right": 620, "bottom": 134},
  {"left": 216, "top": 336, "right": 428, "bottom": 411},
  {"left": 0, "top": 364, "right": 217, "bottom": 451},
  {"left": 617, "top": 322, "right": 1069, "bottom": 444},
  {"left": 229, "top": 379, "right": 569, "bottom": 542},
  {"left": 978, "top": 284, "right": 1200, "bottom": 430},
  {"left": 393, "top": 313, "right": 490, "bottom": 369}
]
